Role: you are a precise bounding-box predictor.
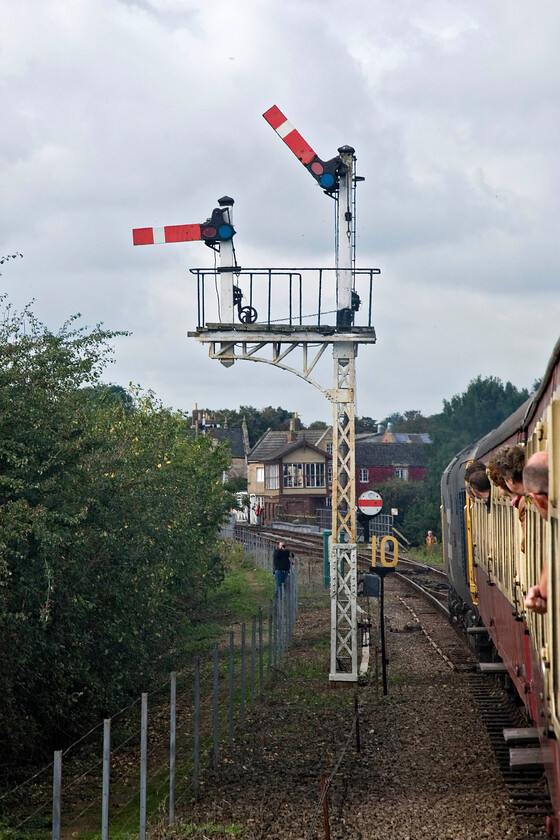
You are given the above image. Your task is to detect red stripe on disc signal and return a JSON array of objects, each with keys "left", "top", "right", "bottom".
[{"left": 358, "top": 491, "right": 383, "bottom": 516}]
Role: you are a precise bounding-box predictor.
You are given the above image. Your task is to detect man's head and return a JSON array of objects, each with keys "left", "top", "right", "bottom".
[
  {"left": 278, "top": 540, "right": 286, "bottom": 549},
  {"left": 491, "top": 445, "right": 525, "bottom": 495},
  {"left": 465, "top": 461, "right": 491, "bottom": 501},
  {"left": 523, "top": 451, "right": 549, "bottom": 519},
  {"left": 464, "top": 461, "right": 486, "bottom": 483}
]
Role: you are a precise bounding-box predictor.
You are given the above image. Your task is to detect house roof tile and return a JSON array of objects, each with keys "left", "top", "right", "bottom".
[
  {"left": 248, "top": 430, "right": 328, "bottom": 462},
  {"left": 356, "top": 441, "right": 428, "bottom": 468}
]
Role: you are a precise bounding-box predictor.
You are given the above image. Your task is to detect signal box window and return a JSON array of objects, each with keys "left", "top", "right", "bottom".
[
  {"left": 326, "top": 442, "right": 333, "bottom": 455},
  {"left": 256, "top": 467, "right": 264, "bottom": 483},
  {"left": 265, "top": 464, "right": 279, "bottom": 490},
  {"left": 395, "top": 468, "right": 408, "bottom": 481},
  {"left": 359, "top": 468, "right": 369, "bottom": 483},
  {"left": 284, "top": 463, "right": 304, "bottom": 488},
  {"left": 305, "top": 463, "right": 325, "bottom": 488}
]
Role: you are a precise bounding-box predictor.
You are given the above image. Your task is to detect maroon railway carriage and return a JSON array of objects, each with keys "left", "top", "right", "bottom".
[{"left": 442, "top": 337, "right": 560, "bottom": 834}]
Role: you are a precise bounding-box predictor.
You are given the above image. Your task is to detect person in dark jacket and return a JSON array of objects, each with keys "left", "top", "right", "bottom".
[{"left": 273, "top": 540, "right": 293, "bottom": 595}]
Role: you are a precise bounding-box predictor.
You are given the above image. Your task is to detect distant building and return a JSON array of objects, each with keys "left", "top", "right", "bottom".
[
  {"left": 191, "top": 406, "right": 250, "bottom": 482},
  {"left": 355, "top": 423, "right": 431, "bottom": 486},
  {"left": 238, "top": 413, "right": 432, "bottom": 525},
  {"left": 247, "top": 418, "right": 332, "bottom": 524}
]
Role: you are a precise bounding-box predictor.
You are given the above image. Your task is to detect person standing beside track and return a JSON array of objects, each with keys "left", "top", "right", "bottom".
[
  {"left": 273, "top": 540, "right": 293, "bottom": 596},
  {"left": 426, "top": 530, "right": 437, "bottom": 547}
]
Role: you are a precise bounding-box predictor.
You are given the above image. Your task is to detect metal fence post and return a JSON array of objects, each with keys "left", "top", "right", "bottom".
[
  {"left": 169, "top": 672, "right": 176, "bottom": 827},
  {"left": 278, "top": 585, "right": 286, "bottom": 656},
  {"left": 292, "top": 564, "right": 298, "bottom": 638},
  {"left": 228, "top": 631, "right": 234, "bottom": 748},
  {"left": 250, "top": 615, "right": 256, "bottom": 712},
  {"left": 52, "top": 751, "right": 62, "bottom": 840},
  {"left": 140, "top": 693, "right": 148, "bottom": 840},
  {"left": 194, "top": 657, "right": 200, "bottom": 795},
  {"left": 289, "top": 571, "right": 294, "bottom": 637},
  {"left": 258, "top": 606, "right": 264, "bottom": 696},
  {"left": 240, "top": 623, "right": 246, "bottom": 729},
  {"left": 268, "top": 601, "right": 273, "bottom": 674},
  {"left": 101, "top": 719, "right": 110, "bottom": 840},
  {"left": 213, "top": 643, "right": 219, "bottom": 770},
  {"left": 273, "top": 595, "right": 278, "bottom": 665}
]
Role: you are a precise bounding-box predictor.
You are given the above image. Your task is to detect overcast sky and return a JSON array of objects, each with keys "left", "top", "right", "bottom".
[{"left": 2, "top": 0, "right": 559, "bottom": 426}]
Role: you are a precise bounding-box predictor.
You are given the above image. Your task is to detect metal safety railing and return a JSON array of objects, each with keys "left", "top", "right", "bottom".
[{"left": 190, "top": 267, "right": 380, "bottom": 331}]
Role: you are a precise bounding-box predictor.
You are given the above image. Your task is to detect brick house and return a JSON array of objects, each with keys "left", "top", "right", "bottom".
[
  {"left": 355, "top": 426, "right": 430, "bottom": 489},
  {"left": 247, "top": 422, "right": 332, "bottom": 524},
  {"left": 247, "top": 419, "right": 431, "bottom": 524}
]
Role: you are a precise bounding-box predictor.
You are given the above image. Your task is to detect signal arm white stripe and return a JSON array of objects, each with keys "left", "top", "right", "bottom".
[
  {"left": 276, "top": 120, "right": 294, "bottom": 139},
  {"left": 153, "top": 227, "right": 166, "bottom": 244}
]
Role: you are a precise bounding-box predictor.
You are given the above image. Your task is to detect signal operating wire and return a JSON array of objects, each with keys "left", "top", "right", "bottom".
[{"left": 304, "top": 699, "right": 362, "bottom": 839}]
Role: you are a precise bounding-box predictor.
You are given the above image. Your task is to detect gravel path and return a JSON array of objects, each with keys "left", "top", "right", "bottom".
[{"left": 166, "top": 580, "right": 528, "bottom": 840}]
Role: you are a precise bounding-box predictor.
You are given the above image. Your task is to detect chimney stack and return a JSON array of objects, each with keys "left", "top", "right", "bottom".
[{"left": 287, "top": 412, "right": 298, "bottom": 443}]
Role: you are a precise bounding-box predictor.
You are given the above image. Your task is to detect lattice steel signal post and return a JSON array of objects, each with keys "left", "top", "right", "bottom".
[{"left": 132, "top": 107, "right": 379, "bottom": 682}]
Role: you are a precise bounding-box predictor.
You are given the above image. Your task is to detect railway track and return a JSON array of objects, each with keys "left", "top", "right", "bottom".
[{"left": 247, "top": 524, "right": 554, "bottom": 835}]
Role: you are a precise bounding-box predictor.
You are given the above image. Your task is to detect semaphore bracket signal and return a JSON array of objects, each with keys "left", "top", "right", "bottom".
[
  {"left": 263, "top": 105, "right": 347, "bottom": 192},
  {"left": 133, "top": 110, "right": 378, "bottom": 684}
]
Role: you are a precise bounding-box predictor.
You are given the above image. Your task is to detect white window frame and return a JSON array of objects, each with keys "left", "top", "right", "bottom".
[
  {"left": 359, "top": 468, "right": 369, "bottom": 483},
  {"left": 256, "top": 466, "right": 264, "bottom": 483},
  {"left": 305, "top": 462, "right": 325, "bottom": 488},
  {"left": 395, "top": 467, "right": 409, "bottom": 481},
  {"left": 265, "top": 464, "right": 279, "bottom": 490},
  {"left": 283, "top": 463, "right": 304, "bottom": 488}
]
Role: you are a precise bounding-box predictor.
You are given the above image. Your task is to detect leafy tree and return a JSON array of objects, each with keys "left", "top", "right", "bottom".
[
  {"left": 209, "top": 405, "right": 300, "bottom": 445},
  {"left": 398, "top": 410, "right": 429, "bottom": 431},
  {"left": 226, "top": 474, "right": 248, "bottom": 493},
  {"left": 0, "top": 302, "right": 234, "bottom": 765},
  {"left": 0, "top": 252, "right": 23, "bottom": 275},
  {"left": 369, "top": 479, "right": 426, "bottom": 542},
  {"left": 380, "top": 411, "right": 404, "bottom": 428},
  {"left": 409, "top": 376, "right": 531, "bottom": 544},
  {"left": 355, "top": 415, "right": 378, "bottom": 434}
]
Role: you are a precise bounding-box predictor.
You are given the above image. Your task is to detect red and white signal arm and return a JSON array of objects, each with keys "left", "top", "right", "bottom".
[{"left": 358, "top": 490, "right": 383, "bottom": 516}]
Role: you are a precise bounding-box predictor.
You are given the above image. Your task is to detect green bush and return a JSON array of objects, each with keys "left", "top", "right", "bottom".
[{"left": 0, "top": 302, "right": 234, "bottom": 767}]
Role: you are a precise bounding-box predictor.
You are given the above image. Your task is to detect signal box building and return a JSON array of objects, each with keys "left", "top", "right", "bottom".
[
  {"left": 247, "top": 421, "right": 431, "bottom": 524},
  {"left": 247, "top": 423, "right": 332, "bottom": 523}
]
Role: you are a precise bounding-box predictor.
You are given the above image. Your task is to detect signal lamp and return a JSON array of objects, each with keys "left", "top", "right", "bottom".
[
  {"left": 200, "top": 209, "right": 235, "bottom": 243},
  {"left": 305, "top": 155, "right": 346, "bottom": 192}
]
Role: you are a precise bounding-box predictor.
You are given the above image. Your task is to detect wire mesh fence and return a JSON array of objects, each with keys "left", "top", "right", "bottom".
[{"left": 2, "top": 544, "right": 298, "bottom": 840}]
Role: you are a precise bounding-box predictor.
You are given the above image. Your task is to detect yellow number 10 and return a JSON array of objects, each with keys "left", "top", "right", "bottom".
[{"left": 371, "top": 535, "right": 398, "bottom": 568}]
